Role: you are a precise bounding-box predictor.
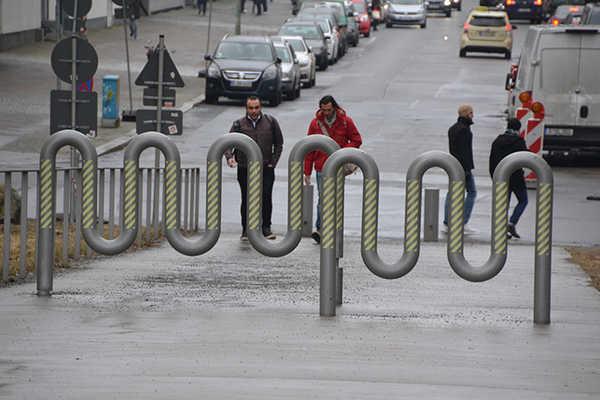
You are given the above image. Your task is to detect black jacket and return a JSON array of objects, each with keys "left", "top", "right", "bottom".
[
  {"left": 489, "top": 129, "right": 527, "bottom": 190},
  {"left": 448, "top": 116, "right": 474, "bottom": 171}
]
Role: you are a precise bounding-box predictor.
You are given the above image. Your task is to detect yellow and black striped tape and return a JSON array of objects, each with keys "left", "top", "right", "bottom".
[
  {"left": 165, "top": 160, "right": 178, "bottom": 230},
  {"left": 449, "top": 180, "right": 465, "bottom": 253},
  {"left": 123, "top": 160, "right": 137, "bottom": 230},
  {"left": 247, "top": 161, "right": 261, "bottom": 230},
  {"left": 39, "top": 159, "right": 53, "bottom": 229},
  {"left": 404, "top": 180, "right": 420, "bottom": 253},
  {"left": 321, "top": 176, "right": 336, "bottom": 249},
  {"left": 336, "top": 167, "right": 344, "bottom": 230},
  {"left": 536, "top": 183, "right": 552, "bottom": 256},
  {"left": 206, "top": 161, "right": 219, "bottom": 230},
  {"left": 493, "top": 182, "right": 509, "bottom": 255},
  {"left": 82, "top": 160, "right": 95, "bottom": 229},
  {"left": 289, "top": 161, "right": 303, "bottom": 231},
  {"left": 362, "top": 178, "right": 378, "bottom": 252}
]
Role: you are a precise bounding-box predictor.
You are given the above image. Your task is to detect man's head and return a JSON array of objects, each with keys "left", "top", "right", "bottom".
[
  {"left": 319, "top": 95, "right": 339, "bottom": 119},
  {"left": 246, "top": 96, "right": 262, "bottom": 119},
  {"left": 506, "top": 117, "right": 521, "bottom": 132},
  {"left": 458, "top": 104, "right": 474, "bottom": 120}
]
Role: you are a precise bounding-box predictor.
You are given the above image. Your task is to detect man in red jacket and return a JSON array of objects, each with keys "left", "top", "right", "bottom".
[{"left": 304, "top": 95, "right": 363, "bottom": 243}]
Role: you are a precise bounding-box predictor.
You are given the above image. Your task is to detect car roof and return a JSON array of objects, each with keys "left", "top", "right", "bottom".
[
  {"left": 282, "top": 20, "right": 322, "bottom": 26},
  {"left": 222, "top": 35, "right": 271, "bottom": 43}
]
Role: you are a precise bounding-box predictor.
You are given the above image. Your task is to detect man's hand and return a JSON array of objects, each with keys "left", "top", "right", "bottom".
[
  {"left": 227, "top": 158, "right": 237, "bottom": 168},
  {"left": 304, "top": 174, "right": 311, "bottom": 185}
]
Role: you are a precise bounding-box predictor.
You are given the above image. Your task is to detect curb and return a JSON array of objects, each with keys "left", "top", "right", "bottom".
[{"left": 97, "top": 94, "right": 206, "bottom": 157}]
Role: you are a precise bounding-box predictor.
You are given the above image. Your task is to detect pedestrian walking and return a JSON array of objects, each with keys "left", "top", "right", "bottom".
[
  {"left": 489, "top": 118, "right": 529, "bottom": 239},
  {"left": 225, "top": 97, "right": 284, "bottom": 241},
  {"left": 371, "top": 0, "right": 382, "bottom": 31},
  {"left": 197, "top": 0, "right": 207, "bottom": 15},
  {"left": 443, "top": 104, "right": 477, "bottom": 234},
  {"left": 304, "top": 95, "right": 363, "bottom": 244},
  {"left": 128, "top": 1, "right": 140, "bottom": 40}
]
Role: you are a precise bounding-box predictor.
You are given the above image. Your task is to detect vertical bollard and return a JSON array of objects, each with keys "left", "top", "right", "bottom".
[
  {"left": 302, "top": 184, "right": 314, "bottom": 237},
  {"left": 423, "top": 188, "right": 439, "bottom": 242}
]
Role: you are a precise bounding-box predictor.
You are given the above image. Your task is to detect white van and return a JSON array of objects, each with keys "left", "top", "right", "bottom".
[{"left": 506, "top": 26, "right": 600, "bottom": 155}]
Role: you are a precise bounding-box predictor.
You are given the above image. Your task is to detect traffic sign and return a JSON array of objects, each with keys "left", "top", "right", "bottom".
[
  {"left": 143, "top": 87, "right": 176, "bottom": 107},
  {"left": 50, "top": 90, "right": 98, "bottom": 136},
  {"left": 61, "top": 0, "right": 92, "bottom": 18},
  {"left": 136, "top": 109, "right": 183, "bottom": 135},
  {"left": 51, "top": 37, "right": 98, "bottom": 85},
  {"left": 135, "top": 48, "right": 185, "bottom": 88}
]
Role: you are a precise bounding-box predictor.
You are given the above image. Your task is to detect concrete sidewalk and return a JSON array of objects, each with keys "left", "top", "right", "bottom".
[
  {"left": 0, "top": 0, "right": 294, "bottom": 169},
  {"left": 1, "top": 235, "right": 599, "bottom": 398}
]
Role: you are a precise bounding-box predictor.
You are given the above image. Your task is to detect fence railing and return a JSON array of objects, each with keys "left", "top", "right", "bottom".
[{"left": 0, "top": 165, "right": 201, "bottom": 283}]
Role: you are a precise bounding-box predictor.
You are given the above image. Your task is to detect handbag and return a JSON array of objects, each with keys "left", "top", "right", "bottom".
[{"left": 317, "top": 120, "right": 358, "bottom": 176}]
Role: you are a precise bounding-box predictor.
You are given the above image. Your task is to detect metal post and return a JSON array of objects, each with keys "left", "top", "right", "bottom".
[
  {"left": 123, "top": 0, "right": 134, "bottom": 115},
  {"left": 109, "top": 168, "right": 115, "bottom": 239},
  {"left": 146, "top": 169, "right": 152, "bottom": 242},
  {"left": 69, "top": 0, "right": 79, "bottom": 209},
  {"left": 302, "top": 184, "right": 313, "bottom": 237},
  {"left": 153, "top": 35, "right": 166, "bottom": 237},
  {"left": 206, "top": 0, "right": 214, "bottom": 57},
  {"left": 3, "top": 173, "right": 11, "bottom": 282},
  {"left": 19, "top": 172, "right": 29, "bottom": 277},
  {"left": 235, "top": 0, "right": 242, "bottom": 35},
  {"left": 423, "top": 188, "right": 439, "bottom": 242},
  {"left": 63, "top": 170, "right": 70, "bottom": 263}
]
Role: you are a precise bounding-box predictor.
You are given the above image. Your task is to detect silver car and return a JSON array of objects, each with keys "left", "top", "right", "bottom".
[
  {"left": 281, "top": 35, "right": 317, "bottom": 88},
  {"left": 385, "top": 0, "right": 427, "bottom": 28},
  {"left": 271, "top": 37, "right": 302, "bottom": 100}
]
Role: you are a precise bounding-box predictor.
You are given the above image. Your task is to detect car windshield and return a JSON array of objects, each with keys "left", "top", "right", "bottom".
[
  {"left": 287, "top": 39, "right": 307, "bottom": 52},
  {"left": 470, "top": 15, "right": 506, "bottom": 26},
  {"left": 352, "top": 2, "right": 366, "bottom": 12},
  {"left": 554, "top": 5, "right": 580, "bottom": 18},
  {"left": 275, "top": 46, "right": 292, "bottom": 63},
  {"left": 214, "top": 42, "right": 273, "bottom": 61},
  {"left": 280, "top": 25, "right": 322, "bottom": 39}
]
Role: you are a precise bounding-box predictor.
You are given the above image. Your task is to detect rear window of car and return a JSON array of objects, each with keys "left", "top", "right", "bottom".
[
  {"left": 288, "top": 39, "right": 307, "bottom": 52},
  {"left": 280, "top": 25, "right": 322, "bottom": 39},
  {"left": 470, "top": 15, "right": 506, "bottom": 26}
]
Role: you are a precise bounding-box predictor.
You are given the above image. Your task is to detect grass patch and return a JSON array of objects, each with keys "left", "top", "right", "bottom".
[{"left": 566, "top": 246, "right": 600, "bottom": 291}]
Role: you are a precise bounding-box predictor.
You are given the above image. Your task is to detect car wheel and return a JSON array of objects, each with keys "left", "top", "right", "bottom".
[
  {"left": 505, "top": 50, "right": 512, "bottom": 60},
  {"left": 457, "top": 4, "right": 461, "bottom": 11},
  {"left": 205, "top": 92, "right": 218, "bottom": 104},
  {"left": 459, "top": 49, "right": 466, "bottom": 58},
  {"left": 295, "top": 83, "right": 301, "bottom": 99},
  {"left": 310, "top": 73, "right": 316, "bottom": 88},
  {"left": 386, "top": 22, "right": 392, "bottom": 28},
  {"left": 270, "top": 91, "right": 282, "bottom": 107},
  {"left": 421, "top": 22, "right": 427, "bottom": 28},
  {"left": 365, "top": 30, "right": 370, "bottom": 38},
  {"left": 320, "top": 60, "right": 328, "bottom": 71},
  {"left": 445, "top": 10, "right": 451, "bottom": 17}
]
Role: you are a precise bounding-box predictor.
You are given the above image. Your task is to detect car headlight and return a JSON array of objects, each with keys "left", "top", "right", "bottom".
[
  {"left": 263, "top": 65, "right": 278, "bottom": 80},
  {"left": 207, "top": 63, "right": 220, "bottom": 78},
  {"left": 444, "top": 0, "right": 451, "bottom": 5},
  {"left": 282, "top": 71, "right": 291, "bottom": 81}
]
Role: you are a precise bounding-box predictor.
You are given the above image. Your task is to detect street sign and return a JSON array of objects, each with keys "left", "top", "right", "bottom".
[
  {"left": 143, "top": 87, "right": 176, "bottom": 107},
  {"left": 51, "top": 37, "right": 98, "bottom": 85},
  {"left": 136, "top": 109, "right": 183, "bottom": 135},
  {"left": 50, "top": 90, "right": 98, "bottom": 136},
  {"left": 61, "top": 0, "right": 92, "bottom": 18},
  {"left": 135, "top": 48, "right": 185, "bottom": 88}
]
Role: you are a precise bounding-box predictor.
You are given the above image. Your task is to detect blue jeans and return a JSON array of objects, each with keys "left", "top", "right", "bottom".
[
  {"left": 315, "top": 172, "right": 323, "bottom": 231},
  {"left": 509, "top": 186, "right": 528, "bottom": 226},
  {"left": 443, "top": 171, "right": 477, "bottom": 226}
]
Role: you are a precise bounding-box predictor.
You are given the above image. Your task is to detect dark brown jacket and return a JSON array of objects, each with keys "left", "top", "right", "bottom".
[{"left": 225, "top": 113, "right": 284, "bottom": 168}]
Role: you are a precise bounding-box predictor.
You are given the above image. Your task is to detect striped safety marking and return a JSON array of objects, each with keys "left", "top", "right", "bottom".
[
  {"left": 362, "top": 178, "right": 378, "bottom": 252},
  {"left": 247, "top": 161, "right": 261, "bottom": 230},
  {"left": 404, "top": 180, "right": 420, "bottom": 253},
  {"left": 449, "top": 180, "right": 465, "bottom": 254},
  {"left": 536, "top": 183, "right": 552, "bottom": 256},
  {"left": 165, "top": 160, "right": 178, "bottom": 230},
  {"left": 321, "top": 176, "right": 336, "bottom": 249},
  {"left": 39, "top": 159, "right": 53, "bottom": 229},
  {"left": 82, "top": 160, "right": 95, "bottom": 229},
  {"left": 289, "top": 161, "right": 303, "bottom": 231},
  {"left": 493, "top": 182, "right": 509, "bottom": 255},
  {"left": 206, "top": 161, "right": 220, "bottom": 230},
  {"left": 123, "top": 160, "right": 137, "bottom": 230},
  {"left": 336, "top": 168, "right": 344, "bottom": 230}
]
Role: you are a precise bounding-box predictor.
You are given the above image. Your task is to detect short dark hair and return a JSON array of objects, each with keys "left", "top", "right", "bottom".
[
  {"left": 507, "top": 117, "right": 521, "bottom": 131},
  {"left": 319, "top": 95, "right": 339, "bottom": 109},
  {"left": 246, "top": 96, "right": 261, "bottom": 105}
]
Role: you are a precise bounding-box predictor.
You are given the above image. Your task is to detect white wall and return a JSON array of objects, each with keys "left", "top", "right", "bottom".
[
  {"left": 0, "top": 0, "right": 41, "bottom": 34},
  {"left": 147, "top": 0, "right": 185, "bottom": 13}
]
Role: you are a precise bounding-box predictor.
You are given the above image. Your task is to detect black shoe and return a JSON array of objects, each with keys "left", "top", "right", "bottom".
[
  {"left": 507, "top": 223, "right": 520, "bottom": 239},
  {"left": 240, "top": 230, "right": 248, "bottom": 241},
  {"left": 263, "top": 228, "right": 276, "bottom": 240},
  {"left": 311, "top": 230, "right": 321, "bottom": 244}
]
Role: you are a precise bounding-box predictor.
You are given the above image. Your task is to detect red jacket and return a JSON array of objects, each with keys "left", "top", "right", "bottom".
[{"left": 304, "top": 108, "right": 362, "bottom": 175}]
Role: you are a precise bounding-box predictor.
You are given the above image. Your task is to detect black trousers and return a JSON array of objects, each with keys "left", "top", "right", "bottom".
[{"left": 237, "top": 165, "right": 275, "bottom": 231}]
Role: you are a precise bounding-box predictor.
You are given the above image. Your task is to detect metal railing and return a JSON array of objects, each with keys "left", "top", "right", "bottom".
[{"left": 0, "top": 164, "right": 200, "bottom": 283}]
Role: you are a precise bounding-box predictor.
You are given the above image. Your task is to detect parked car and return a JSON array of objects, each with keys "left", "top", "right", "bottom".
[
  {"left": 544, "top": 0, "right": 586, "bottom": 19},
  {"left": 201, "top": 35, "right": 283, "bottom": 106},
  {"left": 281, "top": 35, "right": 317, "bottom": 87},
  {"left": 385, "top": 0, "right": 427, "bottom": 28},
  {"left": 351, "top": 0, "right": 372, "bottom": 36},
  {"left": 506, "top": 26, "right": 600, "bottom": 155},
  {"left": 279, "top": 21, "right": 330, "bottom": 70},
  {"left": 503, "top": 0, "right": 545, "bottom": 23},
  {"left": 270, "top": 37, "right": 302, "bottom": 100},
  {"left": 451, "top": 0, "right": 462, "bottom": 11},
  {"left": 581, "top": 2, "right": 600, "bottom": 24},
  {"left": 295, "top": 14, "right": 340, "bottom": 63},
  {"left": 460, "top": 7, "right": 514, "bottom": 58},
  {"left": 549, "top": 4, "right": 583, "bottom": 25},
  {"left": 298, "top": 6, "right": 347, "bottom": 58},
  {"left": 426, "top": 0, "right": 452, "bottom": 17},
  {"left": 346, "top": 13, "right": 361, "bottom": 45}
]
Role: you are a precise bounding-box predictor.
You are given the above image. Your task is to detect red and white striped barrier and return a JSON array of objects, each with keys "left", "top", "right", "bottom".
[{"left": 513, "top": 92, "right": 545, "bottom": 184}]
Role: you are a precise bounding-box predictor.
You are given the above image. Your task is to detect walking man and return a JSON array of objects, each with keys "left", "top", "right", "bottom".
[
  {"left": 197, "top": 0, "right": 207, "bottom": 15},
  {"left": 489, "top": 118, "right": 529, "bottom": 239},
  {"left": 443, "top": 104, "right": 477, "bottom": 234},
  {"left": 304, "top": 95, "right": 363, "bottom": 243},
  {"left": 225, "top": 97, "right": 284, "bottom": 241}
]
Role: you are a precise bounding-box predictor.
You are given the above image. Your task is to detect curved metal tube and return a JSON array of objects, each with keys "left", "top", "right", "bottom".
[{"left": 248, "top": 135, "right": 340, "bottom": 257}]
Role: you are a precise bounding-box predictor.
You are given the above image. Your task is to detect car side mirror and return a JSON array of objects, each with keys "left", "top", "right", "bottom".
[
  {"left": 511, "top": 24, "right": 517, "bottom": 30},
  {"left": 198, "top": 69, "right": 206, "bottom": 78},
  {"left": 294, "top": 58, "right": 299, "bottom": 64},
  {"left": 308, "top": 46, "right": 312, "bottom": 53},
  {"left": 204, "top": 54, "right": 213, "bottom": 61},
  {"left": 275, "top": 57, "right": 282, "bottom": 64},
  {"left": 505, "top": 73, "right": 513, "bottom": 91}
]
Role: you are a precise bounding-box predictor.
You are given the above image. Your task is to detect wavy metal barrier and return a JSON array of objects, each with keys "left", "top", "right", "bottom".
[{"left": 37, "top": 131, "right": 553, "bottom": 324}]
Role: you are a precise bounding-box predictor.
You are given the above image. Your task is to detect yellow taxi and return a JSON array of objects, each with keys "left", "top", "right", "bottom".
[{"left": 460, "top": 7, "right": 513, "bottom": 59}]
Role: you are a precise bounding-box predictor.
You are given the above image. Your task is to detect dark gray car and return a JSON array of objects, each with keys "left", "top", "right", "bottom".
[{"left": 278, "top": 21, "right": 330, "bottom": 71}]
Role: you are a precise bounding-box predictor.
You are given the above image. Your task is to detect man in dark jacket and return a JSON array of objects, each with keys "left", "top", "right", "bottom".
[
  {"left": 225, "top": 97, "right": 284, "bottom": 241},
  {"left": 443, "top": 104, "right": 477, "bottom": 234},
  {"left": 489, "top": 118, "right": 529, "bottom": 239}
]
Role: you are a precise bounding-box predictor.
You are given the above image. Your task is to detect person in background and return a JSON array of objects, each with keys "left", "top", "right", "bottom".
[{"left": 197, "top": 0, "right": 207, "bottom": 15}]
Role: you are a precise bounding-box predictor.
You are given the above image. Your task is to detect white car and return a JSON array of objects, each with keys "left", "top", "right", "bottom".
[{"left": 281, "top": 35, "right": 317, "bottom": 88}]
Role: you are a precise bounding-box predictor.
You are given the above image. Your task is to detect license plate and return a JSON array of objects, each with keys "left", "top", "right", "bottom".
[
  {"left": 545, "top": 127, "right": 573, "bottom": 136},
  {"left": 479, "top": 30, "right": 495, "bottom": 37},
  {"left": 518, "top": 7, "right": 531, "bottom": 12},
  {"left": 230, "top": 80, "right": 252, "bottom": 88},
  {"left": 572, "top": 16, "right": 581, "bottom": 24}
]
